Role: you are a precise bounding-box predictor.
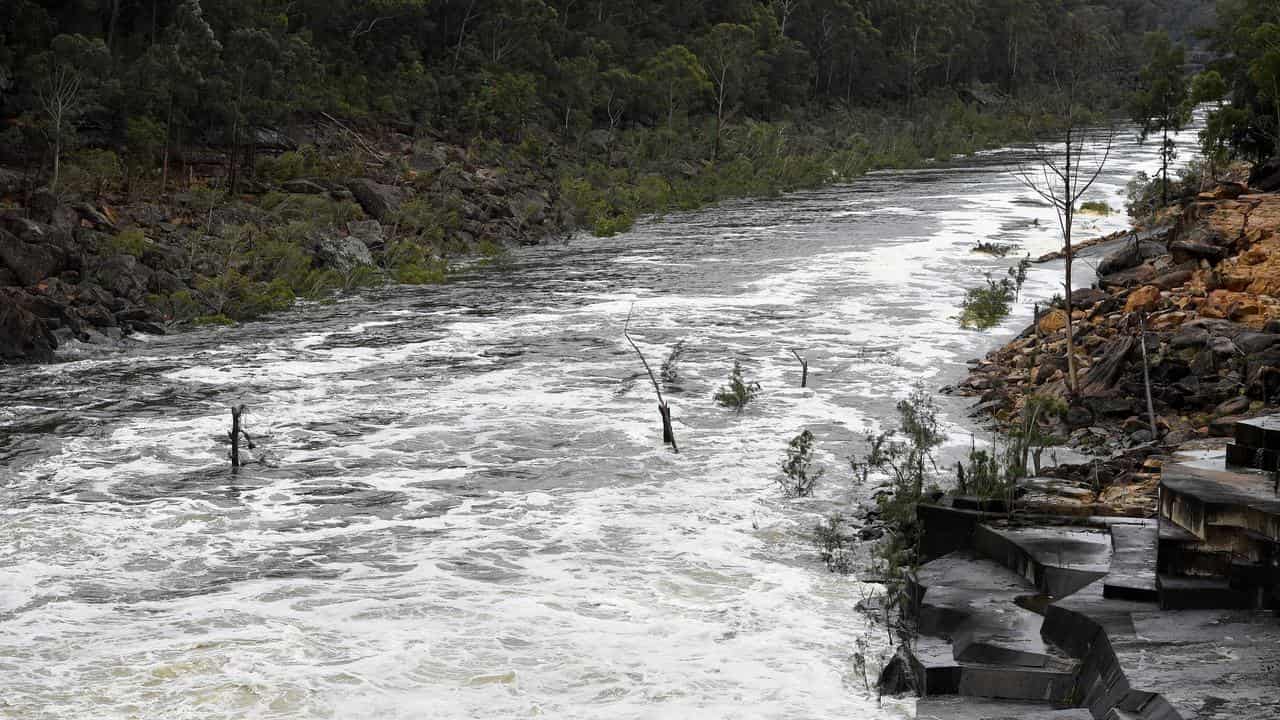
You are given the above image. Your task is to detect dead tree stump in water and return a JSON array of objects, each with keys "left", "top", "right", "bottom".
[
  {"left": 228, "top": 404, "right": 255, "bottom": 469},
  {"left": 790, "top": 349, "right": 809, "bottom": 388},
  {"left": 624, "top": 307, "right": 679, "bottom": 453}
]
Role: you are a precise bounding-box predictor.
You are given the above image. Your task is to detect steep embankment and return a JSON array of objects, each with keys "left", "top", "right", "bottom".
[
  {"left": 0, "top": 134, "right": 572, "bottom": 364},
  {"left": 960, "top": 165, "right": 1280, "bottom": 458}
]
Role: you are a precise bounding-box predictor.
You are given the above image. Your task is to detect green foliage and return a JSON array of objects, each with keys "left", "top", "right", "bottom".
[
  {"left": 814, "top": 515, "right": 853, "bottom": 574},
  {"left": 973, "top": 241, "right": 1014, "bottom": 257},
  {"left": 779, "top": 429, "right": 822, "bottom": 498},
  {"left": 1130, "top": 31, "right": 1192, "bottom": 205},
  {"left": 386, "top": 239, "right": 449, "bottom": 285},
  {"left": 852, "top": 385, "right": 943, "bottom": 582},
  {"left": 1125, "top": 162, "right": 1205, "bottom": 220},
  {"left": 714, "top": 360, "right": 761, "bottom": 412},
  {"left": 102, "top": 228, "right": 149, "bottom": 257},
  {"left": 259, "top": 192, "right": 364, "bottom": 226},
  {"left": 959, "top": 275, "right": 1016, "bottom": 330},
  {"left": 1079, "top": 200, "right": 1113, "bottom": 215},
  {"left": 258, "top": 151, "right": 308, "bottom": 183},
  {"left": 1200, "top": 0, "right": 1280, "bottom": 162},
  {"left": 62, "top": 149, "right": 124, "bottom": 200},
  {"left": 660, "top": 340, "right": 687, "bottom": 390}
]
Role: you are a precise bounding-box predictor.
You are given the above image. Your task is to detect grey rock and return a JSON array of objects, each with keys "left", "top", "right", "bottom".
[
  {"left": 1210, "top": 336, "right": 1237, "bottom": 356},
  {"left": 93, "top": 254, "right": 153, "bottom": 301},
  {"left": 1234, "top": 332, "right": 1280, "bottom": 355},
  {"left": 1170, "top": 327, "right": 1210, "bottom": 349},
  {"left": 316, "top": 235, "right": 375, "bottom": 274},
  {"left": 347, "top": 219, "right": 384, "bottom": 248},
  {"left": 0, "top": 289, "right": 57, "bottom": 363},
  {"left": 346, "top": 178, "right": 407, "bottom": 222},
  {"left": 0, "top": 231, "right": 63, "bottom": 286},
  {"left": 1215, "top": 396, "right": 1251, "bottom": 417}
]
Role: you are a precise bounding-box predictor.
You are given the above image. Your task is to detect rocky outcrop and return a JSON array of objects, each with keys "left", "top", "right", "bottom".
[
  {"left": 958, "top": 188, "right": 1280, "bottom": 451},
  {"left": 0, "top": 289, "right": 57, "bottom": 363}
]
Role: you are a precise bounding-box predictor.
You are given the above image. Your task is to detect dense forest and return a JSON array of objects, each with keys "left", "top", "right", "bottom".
[
  {"left": 0, "top": 0, "right": 1276, "bottom": 340},
  {"left": 0, "top": 1, "right": 1239, "bottom": 189}
]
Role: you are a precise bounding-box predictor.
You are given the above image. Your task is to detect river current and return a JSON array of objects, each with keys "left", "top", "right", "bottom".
[{"left": 0, "top": 125, "right": 1197, "bottom": 719}]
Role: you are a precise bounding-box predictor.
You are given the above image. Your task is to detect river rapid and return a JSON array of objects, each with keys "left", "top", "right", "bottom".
[{"left": 0, "top": 125, "right": 1198, "bottom": 719}]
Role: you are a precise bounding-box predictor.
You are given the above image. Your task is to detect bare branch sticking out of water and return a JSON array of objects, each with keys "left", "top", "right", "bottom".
[{"left": 624, "top": 305, "right": 678, "bottom": 453}]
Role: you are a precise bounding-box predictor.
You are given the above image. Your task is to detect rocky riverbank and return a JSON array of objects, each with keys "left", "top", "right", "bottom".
[
  {"left": 957, "top": 167, "right": 1280, "bottom": 460},
  {"left": 0, "top": 130, "right": 572, "bottom": 365}
]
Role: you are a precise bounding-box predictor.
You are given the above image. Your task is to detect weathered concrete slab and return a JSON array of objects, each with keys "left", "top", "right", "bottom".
[
  {"left": 1118, "top": 609, "right": 1280, "bottom": 718},
  {"left": 1045, "top": 578, "right": 1280, "bottom": 720},
  {"left": 1104, "top": 523, "right": 1158, "bottom": 602},
  {"left": 976, "top": 524, "right": 1112, "bottom": 598}
]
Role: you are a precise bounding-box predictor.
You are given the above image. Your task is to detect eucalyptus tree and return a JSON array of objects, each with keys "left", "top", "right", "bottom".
[{"left": 1131, "top": 31, "right": 1191, "bottom": 205}]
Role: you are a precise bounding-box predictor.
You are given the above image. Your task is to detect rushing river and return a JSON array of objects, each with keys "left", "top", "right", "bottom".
[{"left": 0, "top": 125, "right": 1198, "bottom": 719}]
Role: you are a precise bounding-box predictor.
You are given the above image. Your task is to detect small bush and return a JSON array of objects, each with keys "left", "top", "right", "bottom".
[
  {"left": 973, "top": 240, "right": 1013, "bottom": 256},
  {"left": 959, "top": 275, "right": 1015, "bottom": 329},
  {"left": 780, "top": 429, "right": 822, "bottom": 497},
  {"left": 714, "top": 360, "right": 761, "bottom": 412},
  {"left": 102, "top": 227, "right": 149, "bottom": 257},
  {"left": 814, "top": 515, "right": 853, "bottom": 574},
  {"left": 1079, "top": 200, "right": 1112, "bottom": 215},
  {"left": 660, "top": 340, "right": 687, "bottom": 390},
  {"left": 258, "top": 151, "right": 308, "bottom": 183}
]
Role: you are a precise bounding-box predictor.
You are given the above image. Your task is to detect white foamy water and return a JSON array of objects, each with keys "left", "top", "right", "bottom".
[{"left": 0, "top": 122, "right": 1199, "bottom": 719}]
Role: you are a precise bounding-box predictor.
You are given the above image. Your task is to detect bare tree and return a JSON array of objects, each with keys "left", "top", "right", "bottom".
[
  {"left": 1014, "top": 125, "right": 1114, "bottom": 395},
  {"left": 1012, "top": 16, "right": 1116, "bottom": 396},
  {"left": 37, "top": 66, "right": 84, "bottom": 193}
]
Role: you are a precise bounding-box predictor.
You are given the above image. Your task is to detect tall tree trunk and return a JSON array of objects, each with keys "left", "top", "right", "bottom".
[
  {"left": 51, "top": 133, "right": 62, "bottom": 192},
  {"left": 1161, "top": 122, "right": 1169, "bottom": 206},
  {"left": 1063, "top": 126, "right": 1079, "bottom": 395},
  {"left": 162, "top": 94, "right": 174, "bottom": 193},
  {"left": 107, "top": 0, "right": 121, "bottom": 53}
]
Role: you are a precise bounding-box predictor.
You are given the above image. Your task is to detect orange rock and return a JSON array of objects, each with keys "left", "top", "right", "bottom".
[
  {"left": 1242, "top": 246, "right": 1269, "bottom": 265},
  {"left": 1124, "top": 285, "right": 1162, "bottom": 314},
  {"left": 1150, "top": 312, "right": 1186, "bottom": 330},
  {"left": 1039, "top": 309, "right": 1068, "bottom": 334}
]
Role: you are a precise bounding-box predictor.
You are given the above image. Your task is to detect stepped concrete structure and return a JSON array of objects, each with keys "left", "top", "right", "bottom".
[
  {"left": 1158, "top": 417, "right": 1280, "bottom": 611},
  {"left": 905, "top": 421, "right": 1280, "bottom": 720}
]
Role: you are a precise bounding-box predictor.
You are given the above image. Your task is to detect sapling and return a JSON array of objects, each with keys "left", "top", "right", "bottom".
[{"left": 714, "top": 360, "right": 761, "bottom": 412}]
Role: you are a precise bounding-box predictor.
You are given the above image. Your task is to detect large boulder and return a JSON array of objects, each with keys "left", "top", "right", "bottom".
[
  {"left": 0, "top": 230, "right": 63, "bottom": 286},
  {"left": 346, "top": 179, "right": 407, "bottom": 222},
  {"left": 92, "top": 254, "right": 153, "bottom": 301},
  {"left": 316, "top": 234, "right": 375, "bottom": 275},
  {"left": 1097, "top": 237, "right": 1167, "bottom": 276},
  {"left": 347, "top": 219, "right": 385, "bottom": 249},
  {"left": 0, "top": 289, "right": 57, "bottom": 363}
]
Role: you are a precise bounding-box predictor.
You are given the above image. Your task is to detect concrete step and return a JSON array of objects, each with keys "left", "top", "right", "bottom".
[
  {"left": 958, "top": 662, "right": 1078, "bottom": 703},
  {"left": 1102, "top": 524, "right": 1158, "bottom": 602},
  {"left": 1157, "top": 573, "right": 1252, "bottom": 609}
]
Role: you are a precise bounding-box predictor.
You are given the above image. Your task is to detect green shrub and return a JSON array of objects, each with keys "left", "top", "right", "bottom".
[
  {"left": 780, "top": 429, "right": 822, "bottom": 498},
  {"left": 103, "top": 227, "right": 149, "bottom": 257},
  {"left": 65, "top": 148, "right": 123, "bottom": 198},
  {"left": 258, "top": 151, "right": 308, "bottom": 183},
  {"left": 714, "top": 360, "right": 761, "bottom": 412},
  {"left": 814, "top": 515, "right": 853, "bottom": 574},
  {"left": 1079, "top": 200, "right": 1112, "bottom": 215},
  {"left": 959, "top": 275, "right": 1016, "bottom": 329}
]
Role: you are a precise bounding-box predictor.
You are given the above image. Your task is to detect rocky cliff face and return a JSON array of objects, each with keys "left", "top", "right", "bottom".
[{"left": 960, "top": 184, "right": 1280, "bottom": 451}]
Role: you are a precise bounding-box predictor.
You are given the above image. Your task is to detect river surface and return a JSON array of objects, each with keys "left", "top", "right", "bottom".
[{"left": 0, "top": 125, "right": 1197, "bottom": 719}]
